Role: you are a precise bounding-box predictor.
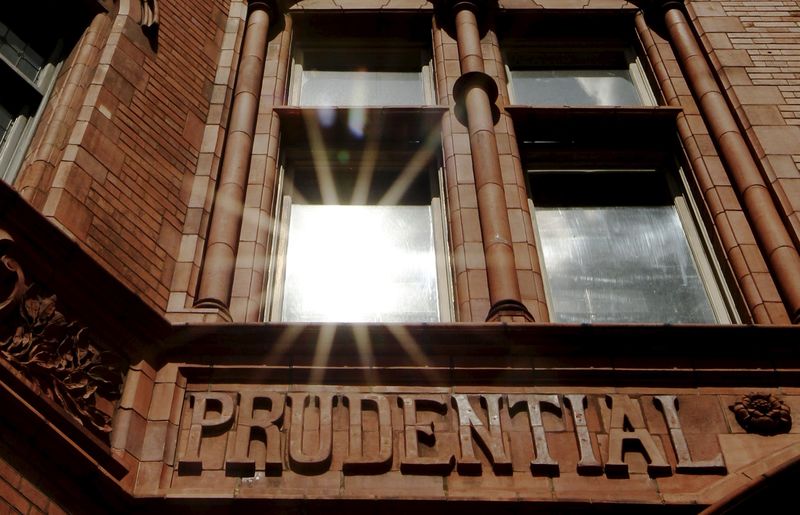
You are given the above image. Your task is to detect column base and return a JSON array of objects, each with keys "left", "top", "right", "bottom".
[
  {"left": 486, "top": 299, "right": 534, "bottom": 323},
  {"left": 191, "top": 298, "right": 234, "bottom": 322}
]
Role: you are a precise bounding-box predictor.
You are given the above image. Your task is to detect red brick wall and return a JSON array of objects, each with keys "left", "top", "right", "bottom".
[
  {"left": 16, "top": 0, "right": 230, "bottom": 313},
  {"left": 0, "top": 455, "right": 67, "bottom": 515},
  {"left": 690, "top": 0, "right": 800, "bottom": 251},
  {"left": 167, "top": 0, "right": 249, "bottom": 321}
]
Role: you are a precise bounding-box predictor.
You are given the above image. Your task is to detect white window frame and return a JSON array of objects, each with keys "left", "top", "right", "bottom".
[{"left": 527, "top": 167, "right": 739, "bottom": 324}]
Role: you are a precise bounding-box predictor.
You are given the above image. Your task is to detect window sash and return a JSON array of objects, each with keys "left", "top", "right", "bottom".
[
  {"left": 508, "top": 68, "right": 642, "bottom": 106},
  {"left": 289, "top": 48, "right": 434, "bottom": 107},
  {"left": 299, "top": 69, "right": 426, "bottom": 107},
  {"left": 535, "top": 205, "right": 716, "bottom": 323},
  {"left": 279, "top": 203, "right": 441, "bottom": 323},
  {"left": 505, "top": 48, "right": 655, "bottom": 107},
  {"left": 267, "top": 165, "right": 452, "bottom": 323},
  {"left": 528, "top": 170, "right": 735, "bottom": 324}
]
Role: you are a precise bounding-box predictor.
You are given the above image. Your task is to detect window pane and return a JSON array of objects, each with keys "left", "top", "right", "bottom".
[
  {"left": 511, "top": 69, "right": 641, "bottom": 106},
  {"left": 299, "top": 70, "right": 425, "bottom": 107},
  {"left": 15, "top": 58, "right": 38, "bottom": 81},
  {"left": 281, "top": 204, "right": 440, "bottom": 322},
  {"left": 0, "top": 102, "right": 13, "bottom": 145},
  {"left": 0, "top": 42, "right": 17, "bottom": 64},
  {"left": 536, "top": 205, "right": 716, "bottom": 323},
  {"left": 0, "top": 26, "right": 45, "bottom": 81}
]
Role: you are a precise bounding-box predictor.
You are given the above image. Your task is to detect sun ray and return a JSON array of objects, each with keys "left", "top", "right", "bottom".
[
  {"left": 378, "top": 126, "right": 440, "bottom": 205},
  {"left": 386, "top": 325, "right": 442, "bottom": 384},
  {"left": 265, "top": 324, "right": 306, "bottom": 365},
  {"left": 351, "top": 114, "right": 382, "bottom": 205},
  {"left": 302, "top": 109, "right": 338, "bottom": 205},
  {"left": 352, "top": 324, "right": 378, "bottom": 385},
  {"left": 309, "top": 324, "right": 336, "bottom": 384}
]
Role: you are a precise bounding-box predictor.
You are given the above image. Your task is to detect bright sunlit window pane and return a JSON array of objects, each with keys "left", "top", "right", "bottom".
[
  {"left": 510, "top": 69, "right": 641, "bottom": 106},
  {"left": 281, "top": 204, "right": 440, "bottom": 323},
  {"left": 536, "top": 205, "right": 716, "bottom": 323},
  {"left": 299, "top": 70, "right": 425, "bottom": 107}
]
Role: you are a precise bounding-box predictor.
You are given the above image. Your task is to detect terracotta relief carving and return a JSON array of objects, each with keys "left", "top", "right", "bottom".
[
  {"left": 0, "top": 236, "right": 25, "bottom": 313},
  {"left": 0, "top": 233, "right": 125, "bottom": 440},
  {"left": 730, "top": 393, "right": 792, "bottom": 435},
  {"left": 178, "top": 389, "right": 730, "bottom": 478}
]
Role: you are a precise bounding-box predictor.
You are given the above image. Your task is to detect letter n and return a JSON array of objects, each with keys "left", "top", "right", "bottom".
[{"left": 453, "top": 394, "right": 511, "bottom": 474}]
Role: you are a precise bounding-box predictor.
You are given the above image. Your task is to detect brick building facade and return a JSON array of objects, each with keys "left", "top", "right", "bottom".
[{"left": 1, "top": 0, "right": 800, "bottom": 512}]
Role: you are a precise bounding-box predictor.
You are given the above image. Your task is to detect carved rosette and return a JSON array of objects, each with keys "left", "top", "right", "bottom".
[
  {"left": 730, "top": 393, "right": 792, "bottom": 435},
  {"left": 0, "top": 232, "right": 125, "bottom": 440}
]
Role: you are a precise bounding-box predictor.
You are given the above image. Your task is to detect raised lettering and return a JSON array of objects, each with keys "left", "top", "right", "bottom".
[
  {"left": 342, "top": 393, "right": 393, "bottom": 474},
  {"left": 399, "top": 394, "right": 454, "bottom": 474},
  {"left": 564, "top": 394, "right": 602, "bottom": 475},
  {"left": 226, "top": 392, "right": 286, "bottom": 475},
  {"left": 605, "top": 394, "right": 671, "bottom": 477},
  {"left": 178, "top": 392, "right": 236, "bottom": 473},
  {"left": 654, "top": 395, "right": 726, "bottom": 473},
  {"left": 288, "top": 392, "right": 335, "bottom": 473},
  {"left": 453, "top": 394, "right": 511, "bottom": 474},
  {"left": 173, "top": 387, "right": 731, "bottom": 481},
  {"left": 508, "top": 394, "right": 560, "bottom": 475}
]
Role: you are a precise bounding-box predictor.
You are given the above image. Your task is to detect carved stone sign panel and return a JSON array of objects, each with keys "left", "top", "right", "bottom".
[{"left": 169, "top": 385, "right": 755, "bottom": 497}]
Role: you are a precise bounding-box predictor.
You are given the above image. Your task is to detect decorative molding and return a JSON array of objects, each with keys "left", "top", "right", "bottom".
[
  {"left": 730, "top": 393, "right": 792, "bottom": 435},
  {"left": 0, "top": 235, "right": 126, "bottom": 440}
]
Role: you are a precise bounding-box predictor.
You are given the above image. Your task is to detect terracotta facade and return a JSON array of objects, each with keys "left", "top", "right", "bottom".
[{"left": 1, "top": 0, "right": 800, "bottom": 512}]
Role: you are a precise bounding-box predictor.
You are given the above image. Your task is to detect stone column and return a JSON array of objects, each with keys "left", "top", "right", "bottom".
[
  {"left": 446, "top": 0, "right": 532, "bottom": 322},
  {"left": 659, "top": 1, "right": 800, "bottom": 323},
  {"left": 195, "top": 0, "right": 276, "bottom": 316}
]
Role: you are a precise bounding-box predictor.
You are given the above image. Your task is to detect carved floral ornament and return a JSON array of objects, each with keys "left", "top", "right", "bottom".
[
  {"left": 0, "top": 231, "right": 126, "bottom": 440},
  {"left": 730, "top": 393, "right": 792, "bottom": 435}
]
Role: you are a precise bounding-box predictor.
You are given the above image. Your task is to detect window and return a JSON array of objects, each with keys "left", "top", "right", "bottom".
[
  {"left": 527, "top": 169, "right": 733, "bottom": 324},
  {"left": 287, "top": 13, "right": 434, "bottom": 107},
  {"left": 268, "top": 15, "right": 450, "bottom": 323},
  {"left": 502, "top": 17, "right": 655, "bottom": 107},
  {"left": 500, "top": 12, "right": 739, "bottom": 324},
  {"left": 505, "top": 48, "right": 652, "bottom": 106},
  {"left": 269, "top": 152, "right": 449, "bottom": 323},
  {"left": 0, "top": 11, "right": 63, "bottom": 183},
  {"left": 290, "top": 47, "right": 434, "bottom": 107}
]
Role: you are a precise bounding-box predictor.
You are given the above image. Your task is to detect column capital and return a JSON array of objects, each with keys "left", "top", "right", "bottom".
[
  {"left": 435, "top": 0, "right": 494, "bottom": 22},
  {"left": 448, "top": 0, "right": 488, "bottom": 12},
  {"left": 247, "top": 0, "right": 280, "bottom": 16},
  {"left": 649, "top": 0, "right": 686, "bottom": 15}
]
